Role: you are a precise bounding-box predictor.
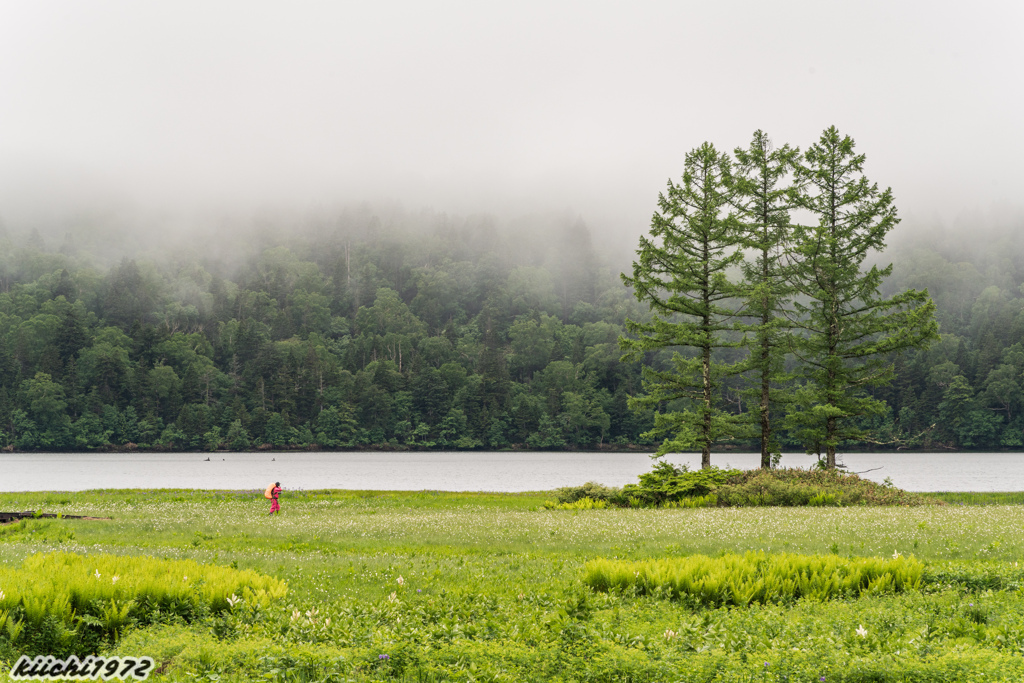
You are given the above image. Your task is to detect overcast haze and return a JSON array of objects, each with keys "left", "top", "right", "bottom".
[{"left": 1, "top": 1, "right": 1022, "bottom": 244}]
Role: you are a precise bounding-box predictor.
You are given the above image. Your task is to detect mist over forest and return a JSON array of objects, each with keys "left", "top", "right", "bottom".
[
  {"left": 2, "top": 2, "right": 1023, "bottom": 457},
  {"left": 1, "top": 196, "right": 1023, "bottom": 455}
]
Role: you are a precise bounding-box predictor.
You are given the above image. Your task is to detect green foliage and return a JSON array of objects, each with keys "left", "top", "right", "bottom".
[
  {"left": 660, "top": 493, "right": 718, "bottom": 508},
  {"left": 714, "top": 468, "right": 934, "bottom": 507},
  {"left": 542, "top": 497, "right": 609, "bottom": 510},
  {"left": 0, "top": 213, "right": 661, "bottom": 453},
  {"left": 553, "top": 481, "right": 623, "bottom": 506},
  {"left": 733, "top": 130, "right": 800, "bottom": 469},
  {"left": 786, "top": 127, "right": 938, "bottom": 466},
  {"left": 620, "top": 128, "right": 943, "bottom": 468},
  {"left": 922, "top": 560, "right": 1024, "bottom": 592},
  {"left": 584, "top": 552, "right": 924, "bottom": 606},
  {"left": 560, "top": 465, "right": 935, "bottom": 509},
  {"left": 0, "top": 551, "right": 286, "bottom": 658},
  {"left": 621, "top": 142, "right": 748, "bottom": 467},
  {"left": 620, "top": 461, "right": 739, "bottom": 507}
]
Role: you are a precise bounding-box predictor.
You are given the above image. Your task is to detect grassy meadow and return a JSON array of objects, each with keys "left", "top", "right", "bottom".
[{"left": 2, "top": 488, "right": 1024, "bottom": 681}]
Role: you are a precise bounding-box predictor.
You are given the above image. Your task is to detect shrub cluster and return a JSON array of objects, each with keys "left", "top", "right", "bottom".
[
  {"left": 554, "top": 464, "right": 936, "bottom": 508},
  {"left": 542, "top": 497, "right": 609, "bottom": 510},
  {"left": 715, "top": 467, "right": 935, "bottom": 506},
  {"left": 0, "top": 552, "right": 287, "bottom": 658},
  {"left": 552, "top": 481, "right": 623, "bottom": 505},
  {"left": 583, "top": 552, "right": 925, "bottom": 607},
  {"left": 621, "top": 461, "right": 740, "bottom": 507}
]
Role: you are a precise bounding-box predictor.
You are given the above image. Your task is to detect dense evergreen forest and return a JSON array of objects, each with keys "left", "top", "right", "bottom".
[{"left": 0, "top": 205, "right": 1022, "bottom": 453}]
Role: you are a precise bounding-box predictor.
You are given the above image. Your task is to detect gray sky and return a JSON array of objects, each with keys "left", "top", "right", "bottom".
[{"left": 1, "top": 1, "right": 1022, "bottom": 242}]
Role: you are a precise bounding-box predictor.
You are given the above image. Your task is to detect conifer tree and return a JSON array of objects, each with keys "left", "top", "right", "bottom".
[
  {"left": 733, "top": 130, "right": 800, "bottom": 469},
  {"left": 621, "top": 142, "right": 746, "bottom": 468},
  {"left": 786, "top": 127, "right": 938, "bottom": 468}
]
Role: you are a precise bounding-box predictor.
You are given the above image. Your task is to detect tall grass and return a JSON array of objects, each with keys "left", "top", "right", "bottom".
[{"left": 928, "top": 492, "right": 1024, "bottom": 506}]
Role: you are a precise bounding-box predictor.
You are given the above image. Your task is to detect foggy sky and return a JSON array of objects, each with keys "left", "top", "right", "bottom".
[{"left": 1, "top": 1, "right": 1022, "bottom": 244}]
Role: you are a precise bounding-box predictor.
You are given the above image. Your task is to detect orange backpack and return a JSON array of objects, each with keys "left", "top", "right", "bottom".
[{"left": 264, "top": 484, "right": 275, "bottom": 499}]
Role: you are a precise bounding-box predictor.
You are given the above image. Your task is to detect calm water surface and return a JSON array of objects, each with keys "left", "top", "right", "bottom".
[{"left": 3, "top": 451, "right": 1024, "bottom": 492}]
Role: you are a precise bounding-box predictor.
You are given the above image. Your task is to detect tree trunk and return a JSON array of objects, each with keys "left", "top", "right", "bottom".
[
  {"left": 702, "top": 240, "right": 712, "bottom": 470},
  {"left": 826, "top": 415, "right": 837, "bottom": 469},
  {"left": 702, "top": 337, "right": 712, "bottom": 470},
  {"left": 760, "top": 240, "right": 772, "bottom": 469},
  {"left": 826, "top": 313, "right": 838, "bottom": 469},
  {"left": 760, "top": 352, "right": 771, "bottom": 469}
]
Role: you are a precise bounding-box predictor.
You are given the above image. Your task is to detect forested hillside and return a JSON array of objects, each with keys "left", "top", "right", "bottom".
[{"left": 0, "top": 207, "right": 1021, "bottom": 452}]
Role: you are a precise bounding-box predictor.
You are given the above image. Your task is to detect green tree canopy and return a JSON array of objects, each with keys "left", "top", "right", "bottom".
[
  {"left": 785, "top": 127, "right": 938, "bottom": 467},
  {"left": 621, "top": 142, "right": 747, "bottom": 468}
]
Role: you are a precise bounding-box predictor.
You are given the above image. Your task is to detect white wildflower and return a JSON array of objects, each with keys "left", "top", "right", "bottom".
[
  {"left": 388, "top": 591, "right": 398, "bottom": 603},
  {"left": 111, "top": 575, "right": 120, "bottom": 584},
  {"left": 664, "top": 629, "right": 677, "bottom": 640},
  {"left": 226, "top": 594, "right": 241, "bottom": 607},
  {"left": 396, "top": 576, "right": 404, "bottom": 586},
  {"left": 94, "top": 570, "right": 101, "bottom": 579},
  {"left": 856, "top": 625, "right": 867, "bottom": 638},
  {"left": 892, "top": 550, "right": 900, "bottom": 559}
]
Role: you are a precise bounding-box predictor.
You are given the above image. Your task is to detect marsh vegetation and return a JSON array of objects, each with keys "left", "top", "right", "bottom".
[{"left": 2, "top": 488, "right": 1024, "bottom": 681}]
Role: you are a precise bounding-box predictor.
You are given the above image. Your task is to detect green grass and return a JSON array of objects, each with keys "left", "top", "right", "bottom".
[
  {"left": 2, "top": 488, "right": 1024, "bottom": 681},
  {"left": 927, "top": 491, "right": 1024, "bottom": 505}
]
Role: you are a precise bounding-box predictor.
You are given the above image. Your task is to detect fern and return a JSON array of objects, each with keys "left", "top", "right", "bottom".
[{"left": 583, "top": 552, "right": 925, "bottom": 607}]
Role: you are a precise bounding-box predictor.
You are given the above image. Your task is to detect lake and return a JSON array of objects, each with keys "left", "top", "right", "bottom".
[{"left": 2, "top": 451, "right": 1024, "bottom": 493}]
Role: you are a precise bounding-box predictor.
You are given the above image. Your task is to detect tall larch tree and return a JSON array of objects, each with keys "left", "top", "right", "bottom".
[
  {"left": 732, "top": 130, "right": 800, "bottom": 469},
  {"left": 785, "top": 126, "right": 938, "bottom": 468},
  {"left": 621, "top": 142, "right": 746, "bottom": 469}
]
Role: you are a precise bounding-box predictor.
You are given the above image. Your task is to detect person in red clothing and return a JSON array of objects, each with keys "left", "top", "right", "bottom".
[{"left": 269, "top": 482, "right": 282, "bottom": 515}]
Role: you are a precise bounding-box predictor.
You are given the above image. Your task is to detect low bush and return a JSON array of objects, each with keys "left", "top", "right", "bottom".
[
  {"left": 715, "top": 468, "right": 935, "bottom": 507},
  {"left": 583, "top": 552, "right": 924, "bottom": 607},
  {"left": 569, "top": 464, "right": 938, "bottom": 508},
  {"left": 556, "top": 464, "right": 740, "bottom": 508},
  {"left": 543, "top": 497, "right": 609, "bottom": 510},
  {"left": 621, "top": 461, "right": 740, "bottom": 507},
  {"left": 0, "top": 552, "right": 287, "bottom": 657},
  {"left": 553, "top": 481, "right": 623, "bottom": 505},
  {"left": 661, "top": 493, "right": 717, "bottom": 508}
]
